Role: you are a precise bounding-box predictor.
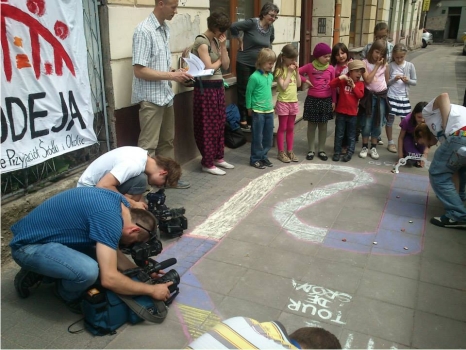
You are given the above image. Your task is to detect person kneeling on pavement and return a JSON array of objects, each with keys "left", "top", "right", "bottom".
[
  {"left": 10, "top": 187, "right": 173, "bottom": 313},
  {"left": 77, "top": 146, "right": 182, "bottom": 209},
  {"left": 414, "top": 92, "right": 466, "bottom": 229}
]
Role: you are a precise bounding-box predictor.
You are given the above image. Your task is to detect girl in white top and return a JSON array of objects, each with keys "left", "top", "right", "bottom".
[{"left": 387, "top": 44, "right": 417, "bottom": 153}]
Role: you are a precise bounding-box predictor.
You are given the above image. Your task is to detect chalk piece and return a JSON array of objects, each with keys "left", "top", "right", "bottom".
[
  {"left": 396, "top": 196, "right": 400, "bottom": 198},
  {"left": 342, "top": 239, "right": 347, "bottom": 242},
  {"left": 401, "top": 228, "right": 405, "bottom": 232},
  {"left": 373, "top": 241, "right": 377, "bottom": 245},
  {"left": 409, "top": 220, "right": 413, "bottom": 223},
  {"left": 404, "top": 247, "right": 408, "bottom": 250}
]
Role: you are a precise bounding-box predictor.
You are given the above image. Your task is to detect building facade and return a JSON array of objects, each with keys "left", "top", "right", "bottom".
[
  {"left": 424, "top": 0, "right": 466, "bottom": 42},
  {"left": 99, "top": 0, "right": 425, "bottom": 164}
]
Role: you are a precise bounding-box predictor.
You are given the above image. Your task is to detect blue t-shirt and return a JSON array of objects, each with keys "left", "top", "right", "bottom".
[{"left": 10, "top": 187, "right": 130, "bottom": 251}]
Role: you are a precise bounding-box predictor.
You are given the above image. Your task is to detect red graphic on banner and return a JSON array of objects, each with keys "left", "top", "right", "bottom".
[
  {"left": 26, "top": 0, "right": 45, "bottom": 16},
  {"left": 16, "top": 53, "right": 31, "bottom": 68},
  {"left": 1, "top": 3, "right": 75, "bottom": 82},
  {"left": 54, "top": 21, "right": 69, "bottom": 40},
  {"left": 44, "top": 62, "right": 53, "bottom": 75}
]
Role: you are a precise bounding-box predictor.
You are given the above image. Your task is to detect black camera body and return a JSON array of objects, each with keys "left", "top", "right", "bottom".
[
  {"left": 146, "top": 189, "right": 188, "bottom": 237},
  {"left": 123, "top": 234, "right": 180, "bottom": 305}
]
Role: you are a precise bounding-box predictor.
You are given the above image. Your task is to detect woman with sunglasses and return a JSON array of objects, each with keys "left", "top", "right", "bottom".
[{"left": 230, "top": 2, "right": 279, "bottom": 129}]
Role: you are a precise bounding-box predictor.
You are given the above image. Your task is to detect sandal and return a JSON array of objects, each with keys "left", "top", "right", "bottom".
[
  {"left": 318, "top": 152, "right": 328, "bottom": 161},
  {"left": 306, "top": 151, "right": 315, "bottom": 160}
]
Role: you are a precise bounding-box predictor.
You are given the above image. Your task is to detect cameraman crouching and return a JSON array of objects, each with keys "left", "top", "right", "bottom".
[
  {"left": 9, "top": 187, "right": 173, "bottom": 314},
  {"left": 77, "top": 146, "right": 183, "bottom": 210}
]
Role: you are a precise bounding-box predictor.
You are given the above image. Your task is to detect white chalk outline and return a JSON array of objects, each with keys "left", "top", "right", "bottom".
[{"left": 189, "top": 165, "right": 374, "bottom": 240}]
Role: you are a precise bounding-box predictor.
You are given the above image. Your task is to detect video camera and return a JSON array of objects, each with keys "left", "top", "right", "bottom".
[
  {"left": 122, "top": 227, "right": 180, "bottom": 305},
  {"left": 146, "top": 189, "right": 188, "bottom": 237}
]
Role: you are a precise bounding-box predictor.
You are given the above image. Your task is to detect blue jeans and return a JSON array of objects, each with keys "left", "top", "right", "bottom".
[
  {"left": 429, "top": 136, "right": 466, "bottom": 222},
  {"left": 11, "top": 243, "right": 99, "bottom": 301},
  {"left": 250, "top": 111, "right": 274, "bottom": 164},
  {"left": 360, "top": 95, "right": 386, "bottom": 139},
  {"left": 334, "top": 113, "right": 357, "bottom": 155}
]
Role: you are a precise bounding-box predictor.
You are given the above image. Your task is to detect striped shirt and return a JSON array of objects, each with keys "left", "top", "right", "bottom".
[
  {"left": 131, "top": 12, "right": 174, "bottom": 107},
  {"left": 10, "top": 188, "right": 130, "bottom": 251},
  {"left": 187, "top": 317, "right": 299, "bottom": 349}
]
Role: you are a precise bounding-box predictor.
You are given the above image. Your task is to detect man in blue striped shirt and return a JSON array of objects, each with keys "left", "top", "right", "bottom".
[{"left": 10, "top": 187, "right": 173, "bottom": 313}]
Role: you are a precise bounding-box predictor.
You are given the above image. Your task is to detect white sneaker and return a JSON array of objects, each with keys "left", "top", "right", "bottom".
[
  {"left": 370, "top": 147, "right": 380, "bottom": 160},
  {"left": 359, "top": 147, "right": 368, "bottom": 158},
  {"left": 377, "top": 139, "right": 384, "bottom": 145},
  {"left": 214, "top": 160, "right": 235, "bottom": 169},
  {"left": 202, "top": 166, "right": 226, "bottom": 175}
]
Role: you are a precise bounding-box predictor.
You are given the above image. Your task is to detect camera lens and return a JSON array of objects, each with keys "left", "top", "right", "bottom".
[{"left": 160, "top": 269, "right": 180, "bottom": 285}]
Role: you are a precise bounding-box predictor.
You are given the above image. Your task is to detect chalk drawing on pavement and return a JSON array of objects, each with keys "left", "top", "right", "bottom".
[
  {"left": 190, "top": 165, "right": 428, "bottom": 255},
  {"left": 289, "top": 280, "right": 352, "bottom": 325}
]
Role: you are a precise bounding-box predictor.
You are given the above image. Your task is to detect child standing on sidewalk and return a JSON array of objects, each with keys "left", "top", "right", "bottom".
[
  {"left": 246, "top": 48, "right": 277, "bottom": 169},
  {"left": 274, "top": 44, "right": 302, "bottom": 163},
  {"left": 361, "top": 22, "right": 394, "bottom": 147},
  {"left": 299, "top": 43, "right": 336, "bottom": 161},
  {"left": 331, "top": 43, "right": 352, "bottom": 153},
  {"left": 387, "top": 43, "right": 417, "bottom": 153},
  {"left": 331, "top": 43, "right": 351, "bottom": 78},
  {"left": 359, "top": 40, "right": 389, "bottom": 160},
  {"left": 330, "top": 60, "right": 365, "bottom": 162}
]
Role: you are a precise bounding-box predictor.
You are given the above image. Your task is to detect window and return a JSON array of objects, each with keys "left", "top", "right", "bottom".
[{"left": 209, "top": 0, "right": 260, "bottom": 75}]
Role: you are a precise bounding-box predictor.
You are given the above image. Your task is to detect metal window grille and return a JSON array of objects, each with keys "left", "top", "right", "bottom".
[{"left": 318, "top": 18, "right": 327, "bottom": 34}]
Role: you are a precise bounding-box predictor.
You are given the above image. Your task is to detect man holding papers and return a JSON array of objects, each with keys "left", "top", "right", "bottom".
[
  {"left": 190, "top": 9, "right": 234, "bottom": 176},
  {"left": 131, "top": 0, "right": 192, "bottom": 189}
]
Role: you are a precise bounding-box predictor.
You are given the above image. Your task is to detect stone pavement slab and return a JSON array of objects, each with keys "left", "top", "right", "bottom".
[{"left": 1, "top": 45, "right": 466, "bottom": 349}]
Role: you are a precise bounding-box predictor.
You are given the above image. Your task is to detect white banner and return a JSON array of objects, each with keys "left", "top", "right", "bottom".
[{"left": 0, "top": 0, "right": 97, "bottom": 173}]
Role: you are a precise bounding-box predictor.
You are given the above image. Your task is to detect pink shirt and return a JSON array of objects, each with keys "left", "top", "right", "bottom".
[
  {"left": 299, "top": 63, "right": 336, "bottom": 103},
  {"left": 363, "top": 59, "right": 387, "bottom": 93}
]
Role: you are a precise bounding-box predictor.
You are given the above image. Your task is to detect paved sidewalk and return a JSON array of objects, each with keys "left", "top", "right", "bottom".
[{"left": 1, "top": 45, "right": 466, "bottom": 349}]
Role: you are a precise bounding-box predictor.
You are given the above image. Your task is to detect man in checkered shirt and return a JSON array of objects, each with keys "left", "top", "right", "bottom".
[{"left": 132, "top": 0, "right": 192, "bottom": 189}]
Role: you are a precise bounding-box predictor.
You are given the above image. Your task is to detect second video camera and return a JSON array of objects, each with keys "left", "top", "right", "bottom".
[{"left": 146, "top": 189, "right": 188, "bottom": 237}]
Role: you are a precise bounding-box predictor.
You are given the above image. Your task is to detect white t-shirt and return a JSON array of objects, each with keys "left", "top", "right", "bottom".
[
  {"left": 77, "top": 147, "right": 148, "bottom": 187},
  {"left": 422, "top": 98, "right": 466, "bottom": 142},
  {"left": 387, "top": 62, "right": 407, "bottom": 98}
]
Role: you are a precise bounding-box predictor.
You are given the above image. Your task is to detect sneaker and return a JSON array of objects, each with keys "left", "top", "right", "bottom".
[
  {"left": 387, "top": 144, "right": 397, "bottom": 153},
  {"left": 287, "top": 151, "right": 299, "bottom": 162},
  {"left": 251, "top": 161, "right": 265, "bottom": 169},
  {"left": 14, "top": 269, "right": 43, "bottom": 298},
  {"left": 202, "top": 166, "right": 226, "bottom": 175},
  {"left": 359, "top": 147, "right": 368, "bottom": 158},
  {"left": 369, "top": 147, "right": 379, "bottom": 160},
  {"left": 377, "top": 138, "right": 384, "bottom": 145},
  {"left": 174, "top": 180, "right": 190, "bottom": 189},
  {"left": 342, "top": 154, "right": 352, "bottom": 162},
  {"left": 430, "top": 215, "right": 466, "bottom": 229},
  {"left": 277, "top": 151, "right": 291, "bottom": 163},
  {"left": 54, "top": 283, "right": 83, "bottom": 314},
  {"left": 214, "top": 160, "right": 235, "bottom": 169},
  {"left": 261, "top": 158, "right": 273, "bottom": 167},
  {"left": 332, "top": 153, "right": 340, "bottom": 162}
]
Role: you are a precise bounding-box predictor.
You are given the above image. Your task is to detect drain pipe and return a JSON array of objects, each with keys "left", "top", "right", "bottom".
[{"left": 333, "top": 0, "right": 342, "bottom": 45}]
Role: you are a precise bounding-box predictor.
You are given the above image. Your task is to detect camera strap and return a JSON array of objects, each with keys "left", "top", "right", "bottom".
[{"left": 117, "top": 293, "right": 168, "bottom": 323}]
